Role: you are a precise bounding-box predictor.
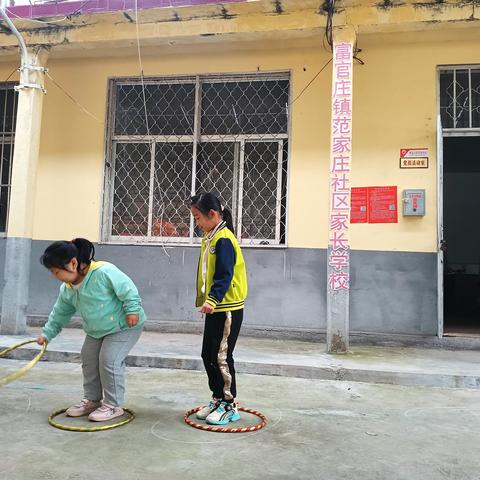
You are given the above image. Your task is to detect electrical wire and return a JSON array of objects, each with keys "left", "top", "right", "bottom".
[
  {"left": 46, "top": 71, "right": 102, "bottom": 123},
  {"left": 324, "top": 0, "right": 334, "bottom": 52},
  {"left": 2, "top": 67, "right": 18, "bottom": 84},
  {"left": 291, "top": 58, "right": 332, "bottom": 106},
  {"left": 134, "top": 0, "right": 170, "bottom": 257},
  {"left": 323, "top": 0, "right": 364, "bottom": 64},
  {"left": 5, "top": 0, "right": 91, "bottom": 26}
]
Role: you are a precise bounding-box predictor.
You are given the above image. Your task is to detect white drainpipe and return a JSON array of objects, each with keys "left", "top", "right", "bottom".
[{"left": 0, "top": 0, "right": 47, "bottom": 90}]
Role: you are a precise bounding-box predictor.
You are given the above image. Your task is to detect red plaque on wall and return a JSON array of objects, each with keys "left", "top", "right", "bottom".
[
  {"left": 368, "top": 186, "right": 398, "bottom": 223},
  {"left": 350, "top": 186, "right": 398, "bottom": 224},
  {"left": 351, "top": 187, "right": 368, "bottom": 224}
]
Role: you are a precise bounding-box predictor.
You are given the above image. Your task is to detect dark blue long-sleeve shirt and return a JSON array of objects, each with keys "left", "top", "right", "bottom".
[{"left": 208, "top": 237, "right": 236, "bottom": 303}]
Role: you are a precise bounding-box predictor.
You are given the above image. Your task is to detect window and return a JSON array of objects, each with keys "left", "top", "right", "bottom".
[
  {"left": 0, "top": 83, "right": 18, "bottom": 234},
  {"left": 103, "top": 73, "right": 290, "bottom": 245},
  {"left": 440, "top": 67, "right": 480, "bottom": 130}
]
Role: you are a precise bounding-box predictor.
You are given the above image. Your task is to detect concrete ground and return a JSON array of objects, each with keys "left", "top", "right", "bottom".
[{"left": 1, "top": 358, "right": 480, "bottom": 480}]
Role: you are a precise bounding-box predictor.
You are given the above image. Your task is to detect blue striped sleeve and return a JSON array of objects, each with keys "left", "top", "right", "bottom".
[{"left": 206, "top": 238, "right": 235, "bottom": 306}]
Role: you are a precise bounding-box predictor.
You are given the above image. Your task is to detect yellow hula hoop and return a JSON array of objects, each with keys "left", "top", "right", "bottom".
[
  {"left": 1, "top": 340, "right": 134, "bottom": 431},
  {"left": 0, "top": 339, "right": 47, "bottom": 387},
  {"left": 48, "top": 408, "right": 135, "bottom": 432}
]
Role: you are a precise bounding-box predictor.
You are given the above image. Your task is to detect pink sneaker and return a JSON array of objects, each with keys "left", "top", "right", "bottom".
[
  {"left": 88, "top": 403, "right": 124, "bottom": 422},
  {"left": 65, "top": 399, "right": 101, "bottom": 417}
]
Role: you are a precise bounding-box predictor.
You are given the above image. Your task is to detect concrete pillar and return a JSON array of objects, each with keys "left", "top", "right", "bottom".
[
  {"left": 326, "top": 26, "right": 356, "bottom": 353},
  {"left": 0, "top": 47, "right": 48, "bottom": 334}
]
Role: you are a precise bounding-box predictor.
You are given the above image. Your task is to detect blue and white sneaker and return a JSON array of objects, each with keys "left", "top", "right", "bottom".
[
  {"left": 206, "top": 401, "right": 240, "bottom": 425},
  {"left": 196, "top": 399, "right": 221, "bottom": 420}
]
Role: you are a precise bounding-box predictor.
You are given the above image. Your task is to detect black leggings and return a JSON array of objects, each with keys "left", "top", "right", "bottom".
[{"left": 201, "top": 309, "right": 243, "bottom": 401}]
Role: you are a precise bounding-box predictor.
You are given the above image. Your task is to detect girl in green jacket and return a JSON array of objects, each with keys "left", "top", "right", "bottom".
[
  {"left": 37, "top": 238, "right": 145, "bottom": 422},
  {"left": 191, "top": 193, "right": 248, "bottom": 426}
]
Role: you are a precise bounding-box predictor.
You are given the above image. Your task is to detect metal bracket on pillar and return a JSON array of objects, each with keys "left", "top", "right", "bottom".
[
  {"left": 16, "top": 65, "right": 48, "bottom": 94},
  {"left": 20, "top": 65, "right": 49, "bottom": 73},
  {"left": 14, "top": 84, "right": 47, "bottom": 94}
]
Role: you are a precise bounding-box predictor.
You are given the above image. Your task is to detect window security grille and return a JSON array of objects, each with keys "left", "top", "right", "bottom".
[
  {"left": 0, "top": 83, "right": 17, "bottom": 233},
  {"left": 104, "top": 73, "right": 290, "bottom": 245},
  {"left": 440, "top": 67, "right": 480, "bottom": 130}
]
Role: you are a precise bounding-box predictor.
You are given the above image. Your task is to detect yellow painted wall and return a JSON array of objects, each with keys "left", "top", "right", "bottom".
[
  {"left": 2, "top": 28, "right": 479, "bottom": 252},
  {"left": 0, "top": 65, "right": 18, "bottom": 83},
  {"left": 31, "top": 41, "right": 333, "bottom": 245},
  {"left": 350, "top": 30, "right": 480, "bottom": 253}
]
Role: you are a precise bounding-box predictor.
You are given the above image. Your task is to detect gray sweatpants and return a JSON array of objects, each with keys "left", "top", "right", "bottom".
[{"left": 81, "top": 326, "right": 142, "bottom": 407}]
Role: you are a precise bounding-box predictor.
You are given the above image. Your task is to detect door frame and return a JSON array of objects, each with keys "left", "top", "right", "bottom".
[
  {"left": 437, "top": 65, "right": 480, "bottom": 337},
  {"left": 436, "top": 112, "right": 444, "bottom": 338}
]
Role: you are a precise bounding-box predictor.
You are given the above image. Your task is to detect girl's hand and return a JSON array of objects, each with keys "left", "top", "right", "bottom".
[
  {"left": 36, "top": 336, "right": 48, "bottom": 346},
  {"left": 199, "top": 302, "right": 215, "bottom": 314},
  {"left": 126, "top": 314, "right": 139, "bottom": 327}
]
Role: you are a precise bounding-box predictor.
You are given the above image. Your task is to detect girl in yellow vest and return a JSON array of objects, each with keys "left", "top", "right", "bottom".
[{"left": 191, "top": 193, "right": 248, "bottom": 425}]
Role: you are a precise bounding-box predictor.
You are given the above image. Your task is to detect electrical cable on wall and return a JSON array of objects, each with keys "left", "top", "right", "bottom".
[
  {"left": 134, "top": 0, "right": 170, "bottom": 257},
  {"left": 46, "top": 71, "right": 102, "bottom": 123},
  {"left": 5, "top": 0, "right": 92, "bottom": 26},
  {"left": 324, "top": 0, "right": 334, "bottom": 52},
  {"left": 291, "top": 58, "right": 333, "bottom": 106},
  {"left": 323, "top": 0, "right": 364, "bottom": 65},
  {"left": 2, "top": 67, "right": 17, "bottom": 83}
]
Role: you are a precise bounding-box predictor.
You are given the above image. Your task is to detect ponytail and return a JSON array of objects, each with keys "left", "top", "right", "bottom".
[
  {"left": 71, "top": 238, "right": 95, "bottom": 270},
  {"left": 40, "top": 238, "right": 95, "bottom": 272},
  {"left": 221, "top": 207, "right": 234, "bottom": 233},
  {"left": 191, "top": 192, "right": 235, "bottom": 234}
]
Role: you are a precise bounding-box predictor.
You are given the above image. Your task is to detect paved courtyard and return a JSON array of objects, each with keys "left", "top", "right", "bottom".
[{"left": 1, "top": 358, "right": 479, "bottom": 480}]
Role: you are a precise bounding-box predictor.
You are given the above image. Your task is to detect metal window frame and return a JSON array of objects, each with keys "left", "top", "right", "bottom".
[
  {"left": 439, "top": 64, "right": 480, "bottom": 132},
  {"left": 240, "top": 138, "right": 284, "bottom": 244},
  {"left": 236, "top": 138, "right": 245, "bottom": 240},
  {"left": 102, "top": 72, "right": 291, "bottom": 247},
  {"left": 146, "top": 141, "right": 156, "bottom": 238},
  {"left": 275, "top": 140, "right": 284, "bottom": 243},
  {"left": 0, "top": 82, "right": 18, "bottom": 236},
  {"left": 101, "top": 78, "right": 118, "bottom": 240},
  {"left": 189, "top": 75, "right": 201, "bottom": 244}
]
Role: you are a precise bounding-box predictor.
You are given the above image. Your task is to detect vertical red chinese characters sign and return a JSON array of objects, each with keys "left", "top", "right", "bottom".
[
  {"left": 327, "top": 37, "right": 354, "bottom": 353},
  {"left": 329, "top": 42, "right": 353, "bottom": 292}
]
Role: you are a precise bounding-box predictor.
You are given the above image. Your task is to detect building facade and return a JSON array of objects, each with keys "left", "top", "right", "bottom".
[{"left": 0, "top": 0, "right": 479, "bottom": 340}]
